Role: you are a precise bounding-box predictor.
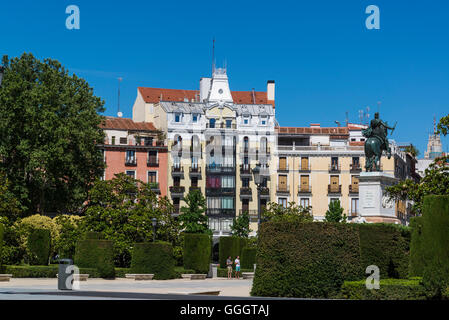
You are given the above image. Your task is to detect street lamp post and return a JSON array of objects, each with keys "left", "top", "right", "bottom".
[
  {"left": 252, "top": 164, "right": 262, "bottom": 233},
  {"left": 152, "top": 218, "right": 157, "bottom": 242}
]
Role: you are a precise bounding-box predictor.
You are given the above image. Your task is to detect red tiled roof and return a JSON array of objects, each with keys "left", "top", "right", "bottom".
[
  {"left": 138, "top": 87, "right": 273, "bottom": 106},
  {"left": 100, "top": 117, "right": 157, "bottom": 131},
  {"left": 276, "top": 126, "right": 349, "bottom": 135}
]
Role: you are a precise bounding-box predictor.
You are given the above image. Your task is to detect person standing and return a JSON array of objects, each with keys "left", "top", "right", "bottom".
[
  {"left": 234, "top": 256, "right": 241, "bottom": 280},
  {"left": 226, "top": 256, "right": 233, "bottom": 279}
]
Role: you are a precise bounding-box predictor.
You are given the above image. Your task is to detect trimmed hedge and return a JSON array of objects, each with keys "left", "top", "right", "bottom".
[
  {"left": 130, "top": 242, "right": 176, "bottom": 279},
  {"left": 27, "top": 228, "right": 51, "bottom": 266},
  {"left": 74, "top": 239, "right": 115, "bottom": 278},
  {"left": 409, "top": 216, "right": 425, "bottom": 277},
  {"left": 219, "top": 236, "right": 247, "bottom": 268},
  {"left": 338, "top": 278, "right": 426, "bottom": 300},
  {"left": 84, "top": 231, "right": 102, "bottom": 240},
  {"left": 183, "top": 233, "right": 211, "bottom": 274},
  {"left": 174, "top": 266, "right": 195, "bottom": 278},
  {"left": 357, "top": 223, "right": 410, "bottom": 279},
  {"left": 421, "top": 196, "right": 449, "bottom": 298},
  {"left": 0, "top": 265, "right": 98, "bottom": 278},
  {"left": 251, "top": 222, "right": 363, "bottom": 298},
  {"left": 241, "top": 247, "right": 257, "bottom": 270}
]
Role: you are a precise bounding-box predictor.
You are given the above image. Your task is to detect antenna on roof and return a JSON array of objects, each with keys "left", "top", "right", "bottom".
[
  {"left": 117, "top": 77, "right": 123, "bottom": 118},
  {"left": 345, "top": 111, "right": 349, "bottom": 127}
]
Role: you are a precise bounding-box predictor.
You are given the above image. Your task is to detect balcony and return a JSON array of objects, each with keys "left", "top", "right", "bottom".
[
  {"left": 276, "top": 185, "right": 290, "bottom": 195},
  {"left": 147, "top": 157, "right": 159, "bottom": 167},
  {"left": 298, "top": 185, "right": 312, "bottom": 194},
  {"left": 277, "top": 164, "right": 289, "bottom": 172},
  {"left": 239, "top": 209, "right": 259, "bottom": 222},
  {"left": 149, "top": 182, "right": 160, "bottom": 194},
  {"left": 189, "top": 186, "right": 202, "bottom": 193},
  {"left": 349, "top": 185, "right": 359, "bottom": 194},
  {"left": 206, "top": 122, "right": 236, "bottom": 129},
  {"left": 328, "top": 184, "right": 342, "bottom": 195},
  {"left": 206, "top": 208, "right": 235, "bottom": 217},
  {"left": 240, "top": 146, "right": 257, "bottom": 155},
  {"left": 329, "top": 164, "right": 341, "bottom": 173},
  {"left": 169, "top": 186, "right": 185, "bottom": 197},
  {"left": 240, "top": 164, "right": 252, "bottom": 176},
  {"left": 240, "top": 187, "right": 253, "bottom": 199},
  {"left": 298, "top": 164, "right": 311, "bottom": 173},
  {"left": 206, "top": 164, "right": 235, "bottom": 174},
  {"left": 206, "top": 187, "right": 235, "bottom": 196},
  {"left": 350, "top": 163, "right": 362, "bottom": 173},
  {"left": 125, "top": 158, "right": 137, "bottom": 166},
  {"left": 171, "top": 165, "right": 184, "bottom": 177},
  {"left": 260, "top": 187, "right": 270, "bottom": 199},
  {"left": 189, "top": 166, "right": 202, "bottom": 177}
]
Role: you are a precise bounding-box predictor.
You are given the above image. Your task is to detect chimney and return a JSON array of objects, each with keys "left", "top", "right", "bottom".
[
  {"left": 310, "top": 123, "right": 320, "bottom": 128},
  {"left": 267, "top": 80, "right": 275, "bottom": 102}
]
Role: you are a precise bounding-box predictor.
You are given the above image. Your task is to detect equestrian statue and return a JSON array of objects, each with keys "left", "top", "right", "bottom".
[{"left": 362, "top": 112, "right": 396, "bottom": 172}]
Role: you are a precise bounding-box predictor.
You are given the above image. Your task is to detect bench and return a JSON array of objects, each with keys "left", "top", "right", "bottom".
[
  {"left": 242, "top": 272, "right": 254, "bottom": 279},
  {"left": 56, "top": 274, "right": 89, "bottom": 281},
  {"left": 181, "top": 274, "right": 207, "bottom": 280},
  {"left": 0, "top": 274, "right": 13, "bottom": 282},
  {"left": 125, "top": 274, "right": 154, "bottom": 280}
]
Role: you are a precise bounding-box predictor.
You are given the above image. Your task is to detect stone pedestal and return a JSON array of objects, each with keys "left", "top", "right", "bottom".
[{"left": 358, "top": 172, "right": 400, "bottom": 224}]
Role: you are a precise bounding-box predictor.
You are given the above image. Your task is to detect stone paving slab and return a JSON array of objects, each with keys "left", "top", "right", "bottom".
[{"left": 0, "top": 278, "right": 253, "bottom": 299}]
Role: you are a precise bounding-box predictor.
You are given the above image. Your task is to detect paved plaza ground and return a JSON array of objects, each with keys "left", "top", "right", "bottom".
[{"left": 0, "top": 277, "right": 255, "bottom": 300}]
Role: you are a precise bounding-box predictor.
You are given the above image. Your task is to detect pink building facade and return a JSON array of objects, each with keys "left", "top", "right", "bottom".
[{"left": 99, "top": 117, "right": 168, "bottom": 197}]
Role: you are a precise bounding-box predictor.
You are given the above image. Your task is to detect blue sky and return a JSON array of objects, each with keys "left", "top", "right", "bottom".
[{"left": 1, "top": 0, "right": 448, "bottom": 156}]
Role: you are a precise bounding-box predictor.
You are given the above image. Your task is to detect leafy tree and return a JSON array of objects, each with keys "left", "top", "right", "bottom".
[
  {"left": 0, "top": 172, "right": 21, "bottom": 221},
  {"left": 402, "top": 144, "right": 420, "bottom": 158},
  {"left": 386, "top": 156, "right": 449, "bottom": 214},
  {"left": 82, "top": 173, "right": 180, "bottom": 267},
  {"left": 231, "top": 211, "right": 252, "bottom": 237},
  {"left": 263, "top": 201, "right": 313, "bottom": 223},
  {"left": 178, "top": 189, "right": 211, "bottom": 234},
  {"left": 325, "top": 200, "right": 347, "bottom": 223},
  {"left": 53, "top": 215, "right": 83, "bottom": 260},
  {"left": 437, "top": 114, "right": 449, "bottom": 136},
  {"left": 0, "top": 53, "right": 106, "bottom": 215}
]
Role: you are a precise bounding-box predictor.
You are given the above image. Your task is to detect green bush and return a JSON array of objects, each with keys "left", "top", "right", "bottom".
[
  {"left": 357, "top": 223, "right": 410, "bottom": 279},
  {"left": 251, "top": 222, "right": 363, "bottom": 298},
  {"left": 409, "top": 216, "right": 425, "bottom": 277},
  {"left": 219, "top": 236, "right": 247, "bottom": 268},
  {"left": 26, "top": 228, "right": 51, "bottom": 266},
  {"left": 241, "top": 247, "right": 257, "bottom": 269},
  {"left": 183, "top": 233, "right": 211, "bottom": 273},
  {"left": 84, "top": 231, "right": 103, "bottom": 240},
  {"left": 53, "top": 215, "right": 83, "bottom": 260},
  {"left": 174, "top": 266, "right": 196, "bottom": 278},
  {"left": 217, "top": 267, "right": 253, "bottom": 278},
  {"left": 130, "top": 242, "right": 175, "bottom": 279},
  {"left": 338, "top": 278, "right": 426, "bottom": 300},
  {"left": 74, "top": 239, "right": 115, "bottom": 278},
  {"left": 420, "top": 195, "right": 449, "bottom": 298}
]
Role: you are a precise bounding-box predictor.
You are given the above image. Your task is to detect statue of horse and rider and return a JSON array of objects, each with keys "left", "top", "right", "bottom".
[{"left": 362, "top": 112, "right": 396, "bottom": 171}]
